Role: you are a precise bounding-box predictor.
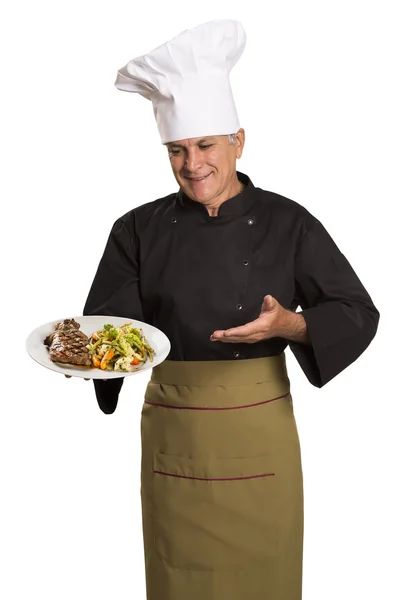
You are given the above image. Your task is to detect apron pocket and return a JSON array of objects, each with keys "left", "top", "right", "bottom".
[{"left": 152, "top": 451, "right": 284, "bottom": 571}]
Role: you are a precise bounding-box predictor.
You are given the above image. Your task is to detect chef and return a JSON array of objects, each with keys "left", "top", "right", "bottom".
[{"left": 83, "top": 19, "right": 379, "bottom": 600}]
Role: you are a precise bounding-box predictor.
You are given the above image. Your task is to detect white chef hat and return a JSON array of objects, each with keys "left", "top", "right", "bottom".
[{"left": 114, "top": 19, "right": 246, "bottom": 144}]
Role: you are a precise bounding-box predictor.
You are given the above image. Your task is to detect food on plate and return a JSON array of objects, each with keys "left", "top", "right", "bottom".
[
  {"left": 43, "top": 319, "right": 155, "bottom": 373},
  {"left": 44, "top": 319, "right": 91, "bottom": 367},
  {"left": 86, "top": 322, "right": 155, "bottom": 372}
]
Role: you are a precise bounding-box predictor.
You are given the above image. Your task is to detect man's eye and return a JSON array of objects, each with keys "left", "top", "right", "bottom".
[
  {"left": 199, "top": 145, "right": 212, "bottom": 150},
  {"left": 169, "top": 149, "right": 181, "bottom": 155}
]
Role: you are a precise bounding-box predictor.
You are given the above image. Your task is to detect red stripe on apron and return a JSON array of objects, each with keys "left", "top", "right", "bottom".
[{"left": 153, "top": 470, "right": 276, "bottom": 481}]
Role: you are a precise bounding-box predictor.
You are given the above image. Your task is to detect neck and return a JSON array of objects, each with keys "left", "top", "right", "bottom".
[{"left": 206, "top": 176, "right": 244, "bottom": 217}]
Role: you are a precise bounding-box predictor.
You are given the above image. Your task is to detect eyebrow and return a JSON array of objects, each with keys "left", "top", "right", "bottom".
[{"left": 167, "top": 138, "right": 217, "bottom": 149}]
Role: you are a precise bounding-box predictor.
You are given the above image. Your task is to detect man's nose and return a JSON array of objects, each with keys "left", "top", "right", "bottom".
[{"left": 185, "top": 148, "right": 203, "bottom": 172}]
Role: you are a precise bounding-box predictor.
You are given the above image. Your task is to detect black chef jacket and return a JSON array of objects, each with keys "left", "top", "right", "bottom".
[{"left": 83, "top": 171, "right": 379, "bottom": 413}]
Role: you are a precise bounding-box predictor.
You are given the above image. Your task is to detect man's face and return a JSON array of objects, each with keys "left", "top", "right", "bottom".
[{"left": 166, "top": 130, "right": 245, "bottom": 204}]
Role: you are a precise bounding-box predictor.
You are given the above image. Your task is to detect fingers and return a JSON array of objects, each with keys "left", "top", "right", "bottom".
[
  {"left": 210, "top": 330, "right": 259, "bottom": 344},
  {"left": 211, "top": 319, "right": 263, "bottom": 342}
]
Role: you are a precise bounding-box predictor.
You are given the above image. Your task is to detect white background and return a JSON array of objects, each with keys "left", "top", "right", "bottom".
[{"left": 1, "top": 1, "right": 399, "bottom": 598}]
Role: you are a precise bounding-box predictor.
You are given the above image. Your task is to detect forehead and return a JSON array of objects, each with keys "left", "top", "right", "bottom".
[{"left": 166, "top": 135, "right": 222, "bottom": 147}]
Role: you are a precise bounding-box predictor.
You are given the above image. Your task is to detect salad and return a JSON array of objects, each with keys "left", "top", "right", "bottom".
[{"left": 86, "top": 323, "right": 155, "bottom": 372}]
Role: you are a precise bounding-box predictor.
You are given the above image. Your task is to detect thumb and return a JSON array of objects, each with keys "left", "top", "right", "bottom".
[{"left": 262, "top": 294, "right": 277, "bottom": 312}]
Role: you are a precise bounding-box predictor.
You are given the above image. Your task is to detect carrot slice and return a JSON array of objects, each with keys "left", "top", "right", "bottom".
[
  {"left": 92, "top": 355, "right": 101, "bottom": 368},
  {"left": 100, "top": 349, "right": 114, "bottom": 370}
]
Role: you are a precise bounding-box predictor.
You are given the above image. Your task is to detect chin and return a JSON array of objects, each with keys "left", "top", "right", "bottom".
[{"left": 187, "top": 188, "right": 214, "bottom": 202}]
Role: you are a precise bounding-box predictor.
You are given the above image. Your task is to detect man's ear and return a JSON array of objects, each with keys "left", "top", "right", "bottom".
[{"left": 236, "top": 128, "right": 245, "bottom": 159}]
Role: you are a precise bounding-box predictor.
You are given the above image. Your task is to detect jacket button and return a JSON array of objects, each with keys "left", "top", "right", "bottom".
[
  {"left": 233, "top": 351, "right": 240, "bottom": 358},
  {"left": 236, "top": 304, "right": 243, "bottom": 310},
  {"left": 172, "top": 217, "right": 177, "bottom": 223},
  {"left": 242, "top": 260, "right": 249, "bottom": 266},
  {"left": 247, "top": 218, "right": 254, "bottom": 225}
]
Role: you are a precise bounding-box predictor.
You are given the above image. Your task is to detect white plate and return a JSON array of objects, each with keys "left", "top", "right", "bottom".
[{"left": 26, "top": 315, "right": 171, "bottom": 379}]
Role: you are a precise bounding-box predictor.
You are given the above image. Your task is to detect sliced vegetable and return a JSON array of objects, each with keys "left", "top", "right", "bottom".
[
  {"left": 100, "top": 349, "right": 115, "bottom": 370},
  {"left": 92, "top": 355, "right": 101, "bottom": 368}
]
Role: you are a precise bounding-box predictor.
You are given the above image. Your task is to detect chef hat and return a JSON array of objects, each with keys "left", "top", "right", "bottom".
[{"left": 114, "top": 19, "right": 246, "bottom": 144}]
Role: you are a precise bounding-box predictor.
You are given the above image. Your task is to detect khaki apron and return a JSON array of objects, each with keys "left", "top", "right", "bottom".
[{"left": 141, "top": 354, "right": 304, "bottom": 600}]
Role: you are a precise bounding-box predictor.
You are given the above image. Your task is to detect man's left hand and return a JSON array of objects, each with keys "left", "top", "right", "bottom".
[{"left": 210, "top": 295, "right": 309, "bottom": 345}]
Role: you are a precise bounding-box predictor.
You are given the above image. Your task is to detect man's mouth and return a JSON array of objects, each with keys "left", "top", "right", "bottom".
[{"left": 184, "top": 172, "right": 212, "bottom": 182}]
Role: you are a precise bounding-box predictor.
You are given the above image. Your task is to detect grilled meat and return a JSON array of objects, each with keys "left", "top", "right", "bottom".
[
  {"left": 54, "top": 318, "right": 81, "bottom": 332},
  {"left": 44, "top": 319, "right": 92, "bottom": 366}
]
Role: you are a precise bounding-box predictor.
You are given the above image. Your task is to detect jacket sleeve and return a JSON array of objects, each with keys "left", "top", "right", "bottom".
[
  {"left": 289, "top": 217, "right": 380, "bottom": 387},
  {"left": 83, "top": 216, "right": 144, "bottom": 414}
]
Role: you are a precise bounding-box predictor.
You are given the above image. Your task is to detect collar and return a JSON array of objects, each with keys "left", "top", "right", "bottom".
[{"left": 175, "top": 171, "right": 258, "bottom": 217}]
